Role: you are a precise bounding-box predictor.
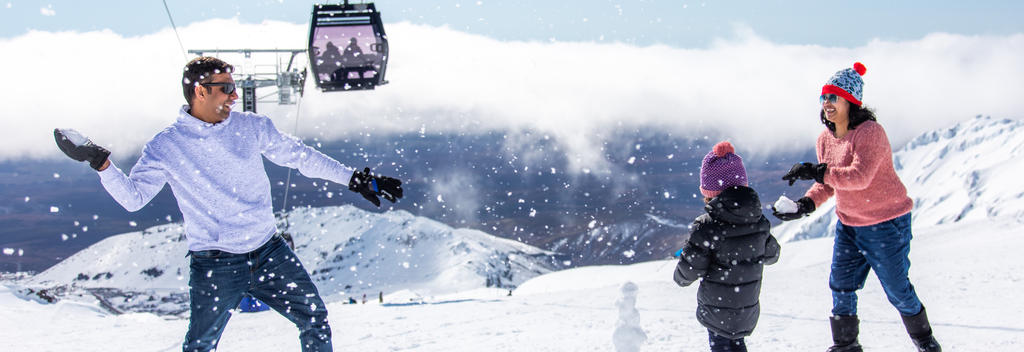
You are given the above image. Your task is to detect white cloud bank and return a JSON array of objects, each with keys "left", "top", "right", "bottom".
[{"left": 2, "top": 19, "right": 1022, "bottom": 172}]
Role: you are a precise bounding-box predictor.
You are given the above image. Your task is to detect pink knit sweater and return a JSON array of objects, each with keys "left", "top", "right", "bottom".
[{"left": 804, "top": 120, "right": 913, "bottom": 226}]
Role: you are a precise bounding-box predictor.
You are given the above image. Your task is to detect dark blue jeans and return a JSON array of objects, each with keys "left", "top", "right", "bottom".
[
  {"left": 830, "top": 212, "right": 923, "bottom": 317},
  {"left": 183, "top": 235, "right": 332, "bottom": 352},
  {"left": 709, "top": 330, "right": 747, "bottom": 352}
]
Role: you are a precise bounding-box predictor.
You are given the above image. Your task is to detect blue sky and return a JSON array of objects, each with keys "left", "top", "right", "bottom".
[{"left": 3, "top": 0, "right": 1023, "bottom": 47}]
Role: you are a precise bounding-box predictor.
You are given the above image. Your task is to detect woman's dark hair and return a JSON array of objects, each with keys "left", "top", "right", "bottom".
[
  {"left": 820, "top": 103, "right": 877, "bottom": 133},
  {"left": 182, "top": 57, "right": 234, "bottom": 107}
]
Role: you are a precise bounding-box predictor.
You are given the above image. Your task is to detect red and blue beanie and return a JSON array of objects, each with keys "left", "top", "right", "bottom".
[
  {"left": 822, "top": 62, "right": 867, "bottom": 106},
  {"left": 699, "top": 141, "right": 748, "bottom": 198}
]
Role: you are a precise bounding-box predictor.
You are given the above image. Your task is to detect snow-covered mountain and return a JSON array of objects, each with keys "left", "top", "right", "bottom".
[
  {"left": 23, "top": 205, "right": 565, "bottom": 312},
  {"left": 546, "top": 213, "right": 690, "bottom": 265},
  {"left": 776, "top": 115, "right": 1024, "bottom": 242}
]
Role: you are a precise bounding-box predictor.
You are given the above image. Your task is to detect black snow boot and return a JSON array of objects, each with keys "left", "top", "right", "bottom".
[
  {"left": 826, "top": 315, "right": 863, "bottom": 352},
  {"left": 901, "top": 307, "right": 942, "bottom": 352}
]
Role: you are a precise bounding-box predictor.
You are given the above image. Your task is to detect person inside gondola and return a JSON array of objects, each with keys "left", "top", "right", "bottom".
[
  {"left": 318, "top": 41, "right": 342, "bottom": 81},
  {"left": 331, "top": 37, "right": 372, "bottom": 82},
  {"left": 343, "top": 37, "right": 363, "bottom": 61}
]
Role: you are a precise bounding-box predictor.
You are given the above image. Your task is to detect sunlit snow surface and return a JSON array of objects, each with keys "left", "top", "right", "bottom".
[{"left": 2, "top": 218, "right": 1023, "bottom": 351}]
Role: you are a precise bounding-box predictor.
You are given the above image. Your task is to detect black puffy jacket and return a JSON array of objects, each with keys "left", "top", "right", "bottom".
[{"left": 673, "top": 186, "right": 781, "bottom": 339}]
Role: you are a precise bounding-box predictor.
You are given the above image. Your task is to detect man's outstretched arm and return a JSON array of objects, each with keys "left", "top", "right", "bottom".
[{"left": 54, "top": 128, "right": 166, "bottom": 211}]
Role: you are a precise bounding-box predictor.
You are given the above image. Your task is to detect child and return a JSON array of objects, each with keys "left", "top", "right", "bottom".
[{"left": 674, "top": 141, "right": 781, "bottom": 352}]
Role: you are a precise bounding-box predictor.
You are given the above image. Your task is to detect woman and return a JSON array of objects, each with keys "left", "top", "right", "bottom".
[{"left": 773, "top": 63, "right": 941, "bottom": 352}]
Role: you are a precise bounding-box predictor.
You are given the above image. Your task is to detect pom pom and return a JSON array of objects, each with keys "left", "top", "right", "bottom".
[
  {"left": 853, "top": 62, "right": 867, "bottom": 76},
  {"left": 712, "top": 141, "right": 735, "bottom": 157}
]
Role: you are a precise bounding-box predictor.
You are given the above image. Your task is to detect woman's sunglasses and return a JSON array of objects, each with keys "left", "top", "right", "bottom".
[
  {"left": 819, "top": 94, "right": 839, "bottom": 105},
  {"left": 201, "top": 82, "right": 236, "bottom": 95}
]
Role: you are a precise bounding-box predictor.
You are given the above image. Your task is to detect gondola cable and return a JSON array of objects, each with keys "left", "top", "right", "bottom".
[
  {"left": 280, "top": 93, "right": 305, "bottom": 219},
  {"left": 161, "top": 0, "right": 189, "bottom": 61}
]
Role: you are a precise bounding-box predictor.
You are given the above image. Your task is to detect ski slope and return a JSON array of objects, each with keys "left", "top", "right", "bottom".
[{"left": 2, "top": 216, "right": 1021, "bottom": 351}]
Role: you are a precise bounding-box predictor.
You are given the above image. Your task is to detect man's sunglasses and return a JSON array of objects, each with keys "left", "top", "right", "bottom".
[
  {"left": 819, "top": 94, "right": 839, "bottom": 105},
  {"left": 201, "top": 82, "right": 236, "bottom": 95}
]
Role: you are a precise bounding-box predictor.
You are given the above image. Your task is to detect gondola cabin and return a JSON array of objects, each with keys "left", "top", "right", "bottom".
[{"left": 308, "top": 2, "right": 389, "bottom": 91}]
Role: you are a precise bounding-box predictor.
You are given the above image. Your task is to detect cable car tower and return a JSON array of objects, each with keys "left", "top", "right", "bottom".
[{"left": 185, "top": 48, "right": 306, "bottom": 114}]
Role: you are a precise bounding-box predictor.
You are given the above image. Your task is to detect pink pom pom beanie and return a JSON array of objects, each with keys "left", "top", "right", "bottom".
[{"left": 699, "top": 141, "right": 748, "bottom": 198}]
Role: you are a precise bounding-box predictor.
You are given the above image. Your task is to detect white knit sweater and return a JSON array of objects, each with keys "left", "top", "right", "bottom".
[{"left": 98, "top": 106, "right": 355, "bottom": 253}]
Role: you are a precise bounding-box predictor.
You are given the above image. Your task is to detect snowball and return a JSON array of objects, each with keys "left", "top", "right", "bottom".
[
  {"left": 774, "top": 196, "right": 799, "bottom": 214},
  {"left": 57, "top": 128, "right": 89, "bottom": 146}
]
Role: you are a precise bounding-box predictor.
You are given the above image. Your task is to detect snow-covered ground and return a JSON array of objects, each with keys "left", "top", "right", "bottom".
[
  {"left": 3, "top": 216, "right": 1021, "bottom": 351},
  {"left": 4, "top": 116, "right": 1023, "bottom": 351}
]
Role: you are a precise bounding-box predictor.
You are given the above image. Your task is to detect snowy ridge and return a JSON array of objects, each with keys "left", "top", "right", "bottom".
[
  {"left": 282, "top": 205, "right": 564, "bottom": 300},
  {"left": 25, "top": 205, "right": 564, "bottom": 305},
  {"left": 775, "top": 115, "right": 1024, "bottom": 242},
  {"left": 548, "top": 215, "right": 686, "bottom": 266}
]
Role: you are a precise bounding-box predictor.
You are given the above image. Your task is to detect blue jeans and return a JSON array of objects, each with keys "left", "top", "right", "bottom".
[
  {"left": 709, "top": 330, "right": 747, "bottom": 352},
  {"left": 830, "top": 212, "right": 923, "bottom": 317},
  {"left": 183, "top": 235, "right": 332, "bottom": 352}
]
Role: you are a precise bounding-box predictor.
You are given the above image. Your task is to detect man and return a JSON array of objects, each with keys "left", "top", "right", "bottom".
[{"left": 53, "top": 56, "right": 403, "bottom": 352}]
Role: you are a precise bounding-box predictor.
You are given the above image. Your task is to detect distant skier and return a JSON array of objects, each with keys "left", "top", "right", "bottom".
[
  {"left": 773, "top": 62, "right": 941, "bottom": 352},
  {"left": 53, "top": 56, "right": 403, "bottom": 352},
  {"left": 674, "top": 141, "right": 780, "bottom": 352}
]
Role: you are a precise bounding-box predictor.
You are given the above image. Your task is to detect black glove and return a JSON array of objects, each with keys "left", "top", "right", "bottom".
[
  {"left": 53, "top": 128, "right": 110, "bottom": 171},
  {"left": 348, "top": 167, "right": 403, "bottom": 207},
  {"left": 772, "top": 196, "right": 816, "bottom": 221},
  {"left": 782, "top": 162, "right": 827, "bottom": 186}
]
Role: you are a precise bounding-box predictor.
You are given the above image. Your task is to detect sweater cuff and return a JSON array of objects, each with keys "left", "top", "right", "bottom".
[{"left": 96, "top": 160, "right": 121, "bottom": 179}]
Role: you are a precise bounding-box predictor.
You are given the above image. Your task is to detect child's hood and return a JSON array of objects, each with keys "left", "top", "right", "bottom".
[{"left": 704, "top": 186, "right": 764, "bottom": 225}]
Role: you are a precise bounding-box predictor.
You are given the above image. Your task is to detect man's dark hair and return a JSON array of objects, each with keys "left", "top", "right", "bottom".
[
  {"left": 182, "top": 57, "right": 234, "bottom": 106},
  {"left": 819, "top": 103, "right": 878, "bottom": 133}
]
